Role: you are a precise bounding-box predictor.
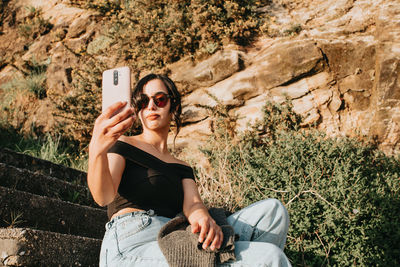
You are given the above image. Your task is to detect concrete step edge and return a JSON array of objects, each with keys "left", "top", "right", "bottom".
[
  {"left": 0, "top": 227, "right": 101, "bottom": 266},
  {"left": 0, "top": 186, "right": 107, "bottom": 239},
  {"left": 0, "top": 148, "right": 86, "bottom": 184},
  {"left": 0, "top": 162, "right": 100, "bottom": 208}
]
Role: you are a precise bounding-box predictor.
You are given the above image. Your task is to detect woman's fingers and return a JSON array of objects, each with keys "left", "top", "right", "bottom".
[
  {"left": 102, "top": 101, "right": 128, "bottom": 119},
  {"left": 107, "top": 115, "right": 134, "bottom": 136},
  {"left": 190, "top": 215, "right": 224, "bottom": 251},
  {"left": 198, "top": 221, "right": 209, "bottom": 243},
  {"left": 191, "top": 221, "right": 200, "bottom": 234},
  {"left": 90, "top": 102, "right": 134, "bottom": 155},
  {"left": 96, "top": 101, "right": 131, "bottom": 129},
  {"left": 202, "top": 226, "right": 215, "bottom": 250},
  {"left": 200, "top": 223, "right": 223, "bottom": 251},
  {"left": 210, "top": 229, "right": 223, "bottom": 250},
  {"left": 99, "top": 105, "right": 134, "bottom": 138},
  {"left": 108, "top": 106, "right": 135, "bottom": 127}
]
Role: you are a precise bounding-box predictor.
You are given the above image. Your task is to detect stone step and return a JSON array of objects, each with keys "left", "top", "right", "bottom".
[
  {"left": 0, "top": 186, "right": 107, "bottom": 239},
  {"left": 0, "top": 163, "right": 99, "bottom": 208},
  {"left": 0, "top": 148, "right": 86, "bottom": 185},
  {"left": 0, "top": 227, "right": 101, "bottom": 266}
]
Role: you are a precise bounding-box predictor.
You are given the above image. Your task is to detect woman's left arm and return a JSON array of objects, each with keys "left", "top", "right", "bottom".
[{"left": 182, "top": 178, "right": 223, "bottom": 251}]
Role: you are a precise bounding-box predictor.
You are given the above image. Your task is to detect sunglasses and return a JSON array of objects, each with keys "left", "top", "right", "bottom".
[{"left": 137, "top": 92, "right": 172, "bottom": 110}]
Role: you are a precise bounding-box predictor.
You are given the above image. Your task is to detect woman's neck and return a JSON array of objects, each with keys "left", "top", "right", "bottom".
[{"left": 139, "top": 130, "right": 169, "bottom": 154}]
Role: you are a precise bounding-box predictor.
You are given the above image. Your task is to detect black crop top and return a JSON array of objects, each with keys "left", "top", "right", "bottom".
[{"left": 106, "top": 140, "right": 195, "bottom": 220}]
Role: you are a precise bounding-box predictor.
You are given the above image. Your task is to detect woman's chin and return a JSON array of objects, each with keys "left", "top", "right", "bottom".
[{"left": 144, "top": 122, "right": 168, "bottom": 131}]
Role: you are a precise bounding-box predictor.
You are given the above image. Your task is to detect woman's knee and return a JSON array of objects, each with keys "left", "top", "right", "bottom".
[{"left": 258, "top": 199, "right": 289, "bottom": 227}]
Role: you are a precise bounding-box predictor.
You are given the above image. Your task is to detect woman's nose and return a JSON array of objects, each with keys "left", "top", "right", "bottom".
[{"left": 147, "top": 98, "right": 157, "bottom": 110}]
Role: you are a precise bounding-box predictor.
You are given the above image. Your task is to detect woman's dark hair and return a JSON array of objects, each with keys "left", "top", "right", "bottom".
[{"left": 132, "top": 73, "right": 182, "bottom": 147}]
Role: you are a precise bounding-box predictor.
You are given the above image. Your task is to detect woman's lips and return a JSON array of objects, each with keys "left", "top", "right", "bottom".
[{"left": 147, "top": 114, "right": 159, "bottom": 120}]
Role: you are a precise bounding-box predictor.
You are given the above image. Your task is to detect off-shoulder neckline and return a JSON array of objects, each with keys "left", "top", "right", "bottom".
[{"left": 115, "top": 140, "right": 192, "bottom": 169}]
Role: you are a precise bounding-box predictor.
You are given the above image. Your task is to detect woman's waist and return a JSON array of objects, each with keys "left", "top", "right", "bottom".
[
  {"left": 104, "top": 208, "right": 173, "bottom": 234},
  {"left": 110, "top": 207, "right": 146, "bottom": 220},
  {"left": 105, "top": 208, "right": 156, "bottom": 231},
  {"left": 108, "top": 198, "right": 182, "bottom": 219}
]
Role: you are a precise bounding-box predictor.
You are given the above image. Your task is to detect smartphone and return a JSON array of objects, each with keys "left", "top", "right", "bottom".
[{"left": 102, "top": 66, "right": 131, "bottom": 118}]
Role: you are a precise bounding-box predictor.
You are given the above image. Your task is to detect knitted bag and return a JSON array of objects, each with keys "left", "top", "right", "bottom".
[{"left": 157, "top": 208, "right": 237, "bottom": 267}]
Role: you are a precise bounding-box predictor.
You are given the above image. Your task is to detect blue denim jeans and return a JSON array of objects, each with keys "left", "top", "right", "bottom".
[{"left": 100, "top": 199, "right": 291, "bottom": 267}]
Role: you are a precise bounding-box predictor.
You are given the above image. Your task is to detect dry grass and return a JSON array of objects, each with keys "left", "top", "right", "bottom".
[{"left": 192, "top": 147, "right": 247, "bottom": 212}]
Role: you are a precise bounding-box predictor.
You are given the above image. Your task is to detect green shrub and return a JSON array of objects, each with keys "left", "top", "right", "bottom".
[
  {"left": 17, "top": 6, "right": 53, "bottom": 41},
  {"left": 283, "top": 23, "right": 303, "bottom": 36},
  {"left": 0, "top": 122, "right": 87, "bottom": 172},
  {"left": 67, "top": 0, "right": 269, "bottom": 69},
  {"left": 193, "top": 100, "right": 400, "bottom": 266},
  {"left": 0, "top": 78, "right": 27, "bottom": 120},
  {"left": 0, "top": 59, "right": 48, "bottom": 133},
  {"left": 25, "top": 58, "right": 49, "bottom": 99}
]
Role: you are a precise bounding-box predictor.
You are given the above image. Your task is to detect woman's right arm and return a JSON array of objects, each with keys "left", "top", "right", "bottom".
[{"left": 87, "top": 101, "right": 135, "bottom": 206}]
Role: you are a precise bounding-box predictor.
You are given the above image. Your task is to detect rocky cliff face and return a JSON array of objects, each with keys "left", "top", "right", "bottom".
[
  {"left": 0, "top": 0, "right": 399, "bottom": 155},
  {"left": 171, "top": 0, "right": 400, "bottom": 155}
]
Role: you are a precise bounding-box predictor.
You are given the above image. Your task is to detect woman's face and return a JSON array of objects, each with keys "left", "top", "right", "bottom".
[{"left": 138, "top": 79, "right": 172, "bottom": 132}]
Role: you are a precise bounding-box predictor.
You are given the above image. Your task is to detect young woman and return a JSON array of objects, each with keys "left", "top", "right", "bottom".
[{"left": 87, "top": 73, "right": 292, "bottom": 266}]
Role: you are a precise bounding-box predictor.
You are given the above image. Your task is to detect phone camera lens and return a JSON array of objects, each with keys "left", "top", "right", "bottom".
[{"left": 113, "top": 70, "right": 118, "bottom": 85}]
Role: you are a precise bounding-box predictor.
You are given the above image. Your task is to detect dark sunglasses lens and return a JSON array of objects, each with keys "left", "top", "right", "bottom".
[
  {"left": 138, "top": 94, "right": 149, "bottom": 109},
  {"left": 154, "top": 93, "right": 168, "bottom": 107}
]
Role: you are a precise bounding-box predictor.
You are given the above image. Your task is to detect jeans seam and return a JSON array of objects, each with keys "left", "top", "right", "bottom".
[
  {"left": 113, "top": 228, "right": 123, "bottom": 258},
  {"left": 120, "top": 253, "right": 168, "bottom": 265},
  {"left": 116, "top": 215, "right": 152, "bottom": 256},
  {"left": 105, "top": 249, "right": 108, "bottom": 266}
]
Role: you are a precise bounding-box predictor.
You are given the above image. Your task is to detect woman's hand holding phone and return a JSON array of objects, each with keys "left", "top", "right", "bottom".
[
  {"left": 89, "top": 101, "right": 135, "bottom": 157},
  {"left": 87, "top": 67, "right": 133, "bottom": 206},
  {"left": 90, "top": 65, "right": 132, "bottom": 156}
]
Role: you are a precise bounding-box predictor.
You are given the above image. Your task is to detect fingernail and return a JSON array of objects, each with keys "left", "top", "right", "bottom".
[{"left": 211, "top": 246, "right": 215, "bottom": 250}]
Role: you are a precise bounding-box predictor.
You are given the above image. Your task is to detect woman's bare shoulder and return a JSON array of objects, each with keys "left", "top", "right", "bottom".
[
  {"left": 171, "top": 157, "right": 192, "bottom": 167},
  {"left": 119, "top": 135, "right": 191, "bottom": 166}
]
